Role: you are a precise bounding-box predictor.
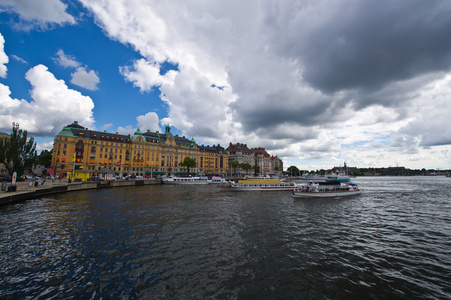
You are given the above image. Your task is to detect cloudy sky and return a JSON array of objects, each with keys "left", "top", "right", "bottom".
[{"left": 1, "top": 0, "right": 451, "bottom": 171}]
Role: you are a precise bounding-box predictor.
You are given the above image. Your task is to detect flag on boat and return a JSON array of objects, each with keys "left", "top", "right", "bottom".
[{"left": 116, "top": 160, "right": 122, "bottom": 166}]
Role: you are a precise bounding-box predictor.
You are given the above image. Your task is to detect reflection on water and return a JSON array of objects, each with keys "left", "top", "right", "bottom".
[{"left": 1, "top": 177, "right": 450, "bottom": 299}]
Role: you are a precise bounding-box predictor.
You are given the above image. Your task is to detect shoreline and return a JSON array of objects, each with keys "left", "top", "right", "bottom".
[{"left": 0, "top": 179, "right": 162, "bottom": 207}]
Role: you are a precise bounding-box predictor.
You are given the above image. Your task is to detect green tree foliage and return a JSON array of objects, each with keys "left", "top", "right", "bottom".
[
  {"left": 0, "top": 123, "right": 37, "bottom": 177},
  {"left": 252, "top": 164, "right": 260, "bottom": 176},
  {"left": 179, "top": 156, "right": 196, "bottom": 176},
  {"left": 239, "top": 163, "right": 252, "bottom": 176},
  {"left": 229, "top": 161, "right": 240, "bottom": 176},
  {"left": 286, "top": 165, "right": 300, "bottom": 176},
  {"left": 36, "top": 150, "right": 52, "bottom": 168}
]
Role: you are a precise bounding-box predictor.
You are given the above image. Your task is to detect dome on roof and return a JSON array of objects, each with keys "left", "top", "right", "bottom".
[
  {"left": 134, "top": 128, "right": 143, "bottom": 136},
  {"left": 66, "top": 121, "right": 85, "bottom": 130},
  {"left": 57, "top": 126, "right": 75, "bottom": 137},
  {"left": 131, "top": 128, "right": 144, "bottom": 141}
]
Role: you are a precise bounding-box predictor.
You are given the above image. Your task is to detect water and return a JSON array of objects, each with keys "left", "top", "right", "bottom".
[{"left": 1, "top": 177, "right": 450, "bottom": 299}]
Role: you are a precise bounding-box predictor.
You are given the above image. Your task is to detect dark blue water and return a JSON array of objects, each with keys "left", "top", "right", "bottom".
[{"left": 1, "top": 177, "right": 450, "bottom": 299}]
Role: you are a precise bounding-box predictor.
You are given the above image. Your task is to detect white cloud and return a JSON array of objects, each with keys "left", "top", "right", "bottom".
[
  {"left": 116, "top": 112, "right": 161, "bottom": 136},
  {"left": 0, "top": 64, "right": 95, "bottom": 136},
  {"left": 116, "top": 125, "right": 135, "bottom": 135},
  {"left": 70, "top": 67, "right": 100, "bottom": 91},
  {"left": 11, "top": 54, "right": 27, "bottom": 64},
  {"left": 0, "top": 33, "right": 9, "bottom": 78},
  {"left": 54, "top": 50, "right": 100, "bottom": 90},
  {"left": 137, "top": 112, "right": 160, "bottom": 132},
  {"left": 400, "top": 74, "right": 451, "bottom": 147},
  {"left": 0, "top": 0, "right": 75, "bottom": 27},
  {"left": 54, "top": 49, "right": 80, "bottom": 68},
  {"left": 80, "top": 0, "right": 451, "bottom": 169},
  {"left": 120, "top": 58, "right": 177, "bottom": 92}
]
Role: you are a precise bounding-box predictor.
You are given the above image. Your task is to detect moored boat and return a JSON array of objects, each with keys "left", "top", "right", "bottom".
[
  {"left": 325, "top": 173, "right": 351, "bottom": 183},
  {"left": 207, "top": 176, "right": 227, "bottom": 184},
  {"left": 292, "top": 182, "right": 361, "bottom": 198},
  {"left": 162, "top": 176, "right": 209, "bottom": 185},
  {"left": 219, "top": 177, "right": 296, "bottom": 191}
]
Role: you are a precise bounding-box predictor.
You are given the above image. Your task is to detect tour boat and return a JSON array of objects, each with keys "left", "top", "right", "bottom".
[
  {"left": 325, "top": 174, "right": 351, "bottom": 183},
  {"left": 218, "top": 178, "right": 297, "bottom": 191},
  {"left": 298, "top": 173, "right": 350, "bottom": 183},
  {"left": 292, "top": 182, "right": 361, "bottom": 198},
  {"left": 162, "top": 176, "right": 209, "bottom": 185},
  {"left": 207, "top": 176, "right": 227, "bottom": 184}
]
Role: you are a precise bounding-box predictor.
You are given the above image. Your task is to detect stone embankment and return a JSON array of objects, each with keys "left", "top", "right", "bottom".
[{"left": 0, "top": 179, "right": 162, "bottom": 206}]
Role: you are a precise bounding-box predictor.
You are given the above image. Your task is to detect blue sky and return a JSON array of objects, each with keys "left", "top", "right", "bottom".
[
  {"left": 1, "top": 0, "right": 451, "bottom": 171},
  {"left": 0, "top": 5, "right": 167, "bottom": 132}
]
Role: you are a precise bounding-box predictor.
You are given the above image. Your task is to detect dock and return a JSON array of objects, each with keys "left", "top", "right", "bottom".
[{"left": 0, "top": 179, "right": 162, "bottom": 206}]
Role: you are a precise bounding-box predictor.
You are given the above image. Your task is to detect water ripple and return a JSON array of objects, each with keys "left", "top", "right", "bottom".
[{"left": 1, "top": 177, "right": 451, "bottom": 299}]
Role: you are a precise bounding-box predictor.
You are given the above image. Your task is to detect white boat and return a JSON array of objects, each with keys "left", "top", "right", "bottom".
[
  {"left": 219, "top": 178, "right": 297, "bottom": 191},
  {"left": 292, "top": 182, "right": 361, "bottom": 198},
  {"left": 162, "top": 176, "right": 209, "bottom": 185},
  {"left": 207, "top": 176, "right": 227, "bottom": 184},
  {"left": 325, "top": 173, "right": 351, "bottom": 183},
  {"left": 298, "top": 174, "right": 350, "bottom": 183}
]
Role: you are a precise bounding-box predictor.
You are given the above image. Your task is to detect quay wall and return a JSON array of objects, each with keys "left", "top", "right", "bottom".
[{"left": 0, "top": 179, "right": 162, "bottom": 207}]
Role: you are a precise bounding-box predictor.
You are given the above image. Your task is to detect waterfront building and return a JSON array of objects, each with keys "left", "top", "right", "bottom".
[
  {"left": 51, "top": 121, "right": 228, "bottom": 178},
  {"left": 198, "top": 144, "right": 229, "bottom": 176},
  {"left": 226, "top": 143, "right": 255, "bottom": 166},
  {"left": 226, "top": 143, "right": 283, "bottom": 176},
  {"left": 253, "top": 148, "right": 283, "bottom": 176},
  {"left": 271, "top": 155, "right": 284, "bottom": 175}
]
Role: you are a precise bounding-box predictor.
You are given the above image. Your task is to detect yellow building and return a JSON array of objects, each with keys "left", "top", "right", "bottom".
[{"left": 51, "top": 121, "right": 229, "bottom": 178}]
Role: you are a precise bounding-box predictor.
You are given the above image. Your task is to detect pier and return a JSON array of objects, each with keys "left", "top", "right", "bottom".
[{"left": 0, "top": 179, "right": 162, "bottom": 206}]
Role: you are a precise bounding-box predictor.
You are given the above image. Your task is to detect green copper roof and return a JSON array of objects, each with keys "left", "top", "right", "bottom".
[
  {"left": 57, "top": 126, "right": 75, "bottom": 137},
  {"left": 131, "top": 128, "right": 143, "bottom": 141},
  {"left": 165, "top": 124, "right": 171, "bottom": 136}
]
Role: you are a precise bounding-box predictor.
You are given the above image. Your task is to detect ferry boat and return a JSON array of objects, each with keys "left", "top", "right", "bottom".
[
  {"left": 207, "top": 176, "right": 227, "bottom": 184},
  {"left": 218, "top": 177, "right": 297, "bottom": 191},
  {"left": 325, "top": 173, "right": 351, "bottom": 183},
  {"left": 298, "top": 173, "right": 350, "bottom": 183},
  {"left": 292, "top": 182, "right": 361, "bottom": 198},
  {"left": 162, "top": 176, "right": 209, "bottom": 185}
]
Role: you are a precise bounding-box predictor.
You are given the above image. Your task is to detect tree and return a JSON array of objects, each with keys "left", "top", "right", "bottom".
[
  {"left": 229, "top": 161, "right": 239, "bottom": 177},
  {"left": 179, "top": 156, "right": 196, "bottom": 176},
  {"left": 253, "top": 165, "right": 260, "bottom": 176},
  {"left": 0, "top": 123, "right": 37, "bottom": 177},
  {"left": 286, "top": 165, "right": 300, "bottom": 176},
  {"left": 240, "top": 163, "right": 252, "bottom": 176},
  {"left": 36, "top": 150, "right": 52, "bottom": 168}
]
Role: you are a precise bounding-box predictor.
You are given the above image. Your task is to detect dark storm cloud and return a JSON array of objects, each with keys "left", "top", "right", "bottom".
[
  {"left": 228, "top": 87, "right": 337, "bottom": 133},
  {"left": 287, "top": 0, "right": 451, "bottom": 94}
]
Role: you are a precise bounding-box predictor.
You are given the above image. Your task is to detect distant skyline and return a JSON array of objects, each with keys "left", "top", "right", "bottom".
[{"left": 1, "top": 0, "right": 451, "bottom": 171}]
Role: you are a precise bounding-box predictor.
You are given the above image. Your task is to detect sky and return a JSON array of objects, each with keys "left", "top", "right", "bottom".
[{"left": 1, "top": 0, "right": 451, "bottom": 171}]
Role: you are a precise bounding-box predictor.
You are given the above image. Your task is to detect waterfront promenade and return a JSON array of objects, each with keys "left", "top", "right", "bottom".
[{"left": 0, "top": 179, "right": 162, "bottom": 206}]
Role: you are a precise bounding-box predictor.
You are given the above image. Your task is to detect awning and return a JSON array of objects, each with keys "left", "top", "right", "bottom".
[{"left": 145, "top": 171, "right": 166, "bottom": 175}]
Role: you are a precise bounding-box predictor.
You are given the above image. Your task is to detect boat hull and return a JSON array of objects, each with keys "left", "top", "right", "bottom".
[
  {"left": 162, "top": 176, "right": 208, "bottom": 185},
  {"left": 219, "top": 186, "right": 296, "bottom": 191},
  {"left": 219, "top": 181, "right": 297, "bottom": 191},
  {"left": 292, "top": 190, "right": 361, "bottom": 198},
  {"left": 163, "top": 181, "right": 208, "bottom": 185}
]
